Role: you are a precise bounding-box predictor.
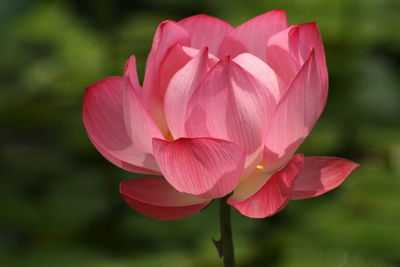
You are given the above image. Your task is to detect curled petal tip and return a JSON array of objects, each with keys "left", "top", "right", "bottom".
[
  {"left": 302, "top": 21, "right": 319, "bottom": 28},
  {"left": 271, "top": 9, "right": 286, "bottom": 14},
  {"left": 160, "top": 19, "right": 178, "bottom": 25},
  {"left": 221, "top": 55, "right": 231, "bottom": 61},
  {"left": 292, "top": 157, "right": 359, "bottom": 200},
  {"left": 200, "top": 46, "right": 209, "bottom": 53}
]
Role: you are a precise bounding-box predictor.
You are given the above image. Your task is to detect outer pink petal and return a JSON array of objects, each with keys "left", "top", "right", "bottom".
[
  {"left": 89, "top": 138, "right": 160, "bottom": 174},
  {"left": 152, "top": 137, "right": 245, "bottom": 198},
  {"left": 124, "top": 55, "right": 141, "bottom": 90},
  {"left": 158, "top": 44, "right": 197, "bottom": 98},
  {"left": 123, "top": 78, "right": 164, "bottom": 154},
  {"left": 120, "top": 178, "right": 209, "bottom": 220},
  {"left": 294, "top": 23, "right": 328, "bottom": 113},
  {"left": 264, "top": 51, "right": 323, "bottom": 171},
  {"left": 83, "top": 76, "right": 161, "bottom": 174},
  {"left": 142, "top": 20, "right": 190, "bottom": 99},
  {"left": 266, "top": 23, "right": 328, "bottom": 102},
  {"left": 233, "top": 53, "right": 282, "bottom": 101},
  {"left": 265, "top": 26, "right": 300, "bottom": 91},
  {"left": 120, "top": 178, "right": 210, "bottom": 207},
  {"left": 164, "top": 47, "right": 209, "bottom": 139},
  {"left": 292, "top": 157, "right": 359, "bottom": 200},
  {"left": 122, "top": 198, "right": 208, "bottom": 221},
  {"left": 141, "top": 21, "right": 191, "bottom": 133},
  {"left": 228, "top": 154, "right": 304, "bottom": 218},
  {"left": 218, "top": 10, "right": 288, "bottom": 60},
  {"left": 178, "top": 14, "right": 234, "bottom": 56},
  {"left": 152, "top": 43, "right": 198, "bottom": 134},
  {"left": 185, "top": 57, "right": 276, "bottom": 174}
]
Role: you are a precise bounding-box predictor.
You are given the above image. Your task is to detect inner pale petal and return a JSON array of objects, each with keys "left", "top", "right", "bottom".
[
  {"left": 231, "top": 162, "right": 273, "bottom": 202},
  {"left": 240, "top": 147, "right": 263, "bottom": 180}
]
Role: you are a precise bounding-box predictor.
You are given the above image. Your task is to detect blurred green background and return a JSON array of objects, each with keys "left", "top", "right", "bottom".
[{"left": 1, "top": 0, "right": 399, "bottom": 266}]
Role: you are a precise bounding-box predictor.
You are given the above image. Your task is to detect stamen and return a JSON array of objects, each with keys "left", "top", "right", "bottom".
[
  {"left": 165, "top": 131, "right": 174, "bottom": 141},
  {"left": 256, "top": 164, "right": 264, "bottom": 171}
]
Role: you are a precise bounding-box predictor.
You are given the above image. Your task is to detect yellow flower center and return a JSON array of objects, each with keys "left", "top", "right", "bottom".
[
  {"left": 164, "top": 131, "right": 174, "bottom": 141},
  {"left": 255, "top": 164, "right": 264, "bottom": 171}
]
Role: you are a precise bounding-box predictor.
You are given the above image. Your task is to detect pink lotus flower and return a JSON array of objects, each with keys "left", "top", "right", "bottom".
[{"left": 83, "top": 10, "right": 358, "bottom": 220}]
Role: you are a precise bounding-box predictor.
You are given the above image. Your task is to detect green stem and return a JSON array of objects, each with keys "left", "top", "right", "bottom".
[{"left": 214, "top": 195, "right": 235, "bottom": 267}]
